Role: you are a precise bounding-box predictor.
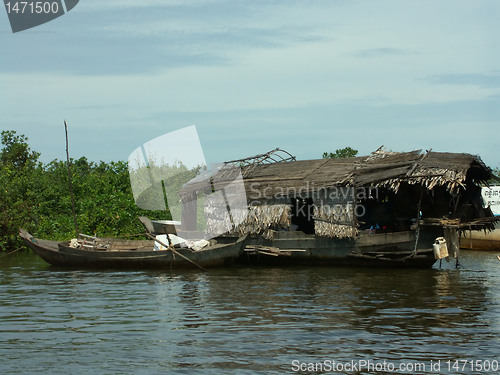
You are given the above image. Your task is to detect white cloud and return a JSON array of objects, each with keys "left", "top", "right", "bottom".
[{"left": 1, "top": 0, "right": 499, "bottom": 167}]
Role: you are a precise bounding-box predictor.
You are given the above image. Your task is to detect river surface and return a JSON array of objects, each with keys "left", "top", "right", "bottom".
[{"left": 1, "top": 251, "right": 499, "bottom": 374}]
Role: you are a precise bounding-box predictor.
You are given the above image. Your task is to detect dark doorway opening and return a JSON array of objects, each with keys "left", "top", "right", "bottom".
[{"left": 290, "top": 197, "right": 315, "bottom": 234}]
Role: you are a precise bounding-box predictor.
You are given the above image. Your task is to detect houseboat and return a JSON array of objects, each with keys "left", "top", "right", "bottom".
[{"left": 179, "top": 148, "right": 497, "bottom": 268}]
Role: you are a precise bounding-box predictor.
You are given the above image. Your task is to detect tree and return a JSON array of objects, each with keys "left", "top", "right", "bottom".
[
  {"left": 1, "top": 130, "right": 40, "bottom": 168},
  {"left": 0, "top": 131, "right": 41, "bottom": 250},
  {"left": 0, "top": 130, "right": 175, "bottom": 251},
  {"left": 322, "top": 147, "right": 358, "bottom": 159}
]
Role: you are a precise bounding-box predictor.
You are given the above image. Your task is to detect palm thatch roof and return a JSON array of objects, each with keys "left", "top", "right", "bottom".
[
  {"left": 199, "top": 148, "right": 492, "bottom": 202},
  {"left": 180, "top": 148, "right": 494, "bottom": 239}
]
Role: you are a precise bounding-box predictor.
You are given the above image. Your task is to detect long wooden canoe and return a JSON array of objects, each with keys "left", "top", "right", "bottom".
[{"left": 19, "top": 229, "right": 247, "bottom": 269}]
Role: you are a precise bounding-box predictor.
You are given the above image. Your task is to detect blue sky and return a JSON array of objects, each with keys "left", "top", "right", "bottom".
[{"left": 1, "top": 0, "right": 499, "bottom": 168}]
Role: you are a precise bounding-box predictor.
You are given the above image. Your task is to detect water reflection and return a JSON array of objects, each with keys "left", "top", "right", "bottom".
[{"left": 0, "top": 252, "right": 499, "bottom": 374}]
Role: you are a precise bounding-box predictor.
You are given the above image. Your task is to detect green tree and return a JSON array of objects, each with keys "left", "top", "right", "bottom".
[
  {"left": 29, "top": 157, "right": 173, "bottom": 240},
  {"left": 0, "top": 131, "right": 41, "bottom": 250},
  {"left": 1, "top": 130, "right": 40, "bottom": 168},
  {"left": 0, "top": 130, "right": 182, "bottom": 251},
  {"left": 322, "top": 147, "right": 358, "bottom": 159}
]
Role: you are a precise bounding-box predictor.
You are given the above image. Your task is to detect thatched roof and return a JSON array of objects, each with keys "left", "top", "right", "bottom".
[
  {"left": 181, "top": 148, "right": 492, "bottom": 201},
  {"left": 180, "top": 148, "right": 494, "bottom": 239},
  {"left": 240, "top": 149, "right": 491, "bottom": 199},
  {"left": 354, "top": 149, "right": 492, "bottom": 193}
]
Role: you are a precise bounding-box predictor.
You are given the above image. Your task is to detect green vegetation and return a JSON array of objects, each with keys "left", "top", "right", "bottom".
[
  {"left": 3, "top": 132, "right": 497, "bottom": 253},
  {"left": 0, "top": 130, "right": 171, "bottom": 252},
  {"left": 322, "top": 147, "right": 359, "bottom": 159}
]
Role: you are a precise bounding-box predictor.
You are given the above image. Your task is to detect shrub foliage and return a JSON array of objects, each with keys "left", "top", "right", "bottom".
[{"left": 0, "top": 130, "right": 170, "bottom": 251}]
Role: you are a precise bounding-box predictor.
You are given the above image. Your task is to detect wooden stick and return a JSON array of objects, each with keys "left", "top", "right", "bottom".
[
  {"left": 145, "top": 233, "right": 207, "bottom": 271},
  {"left": 1, "top": 247, "right": 23, "bottom": 257},
  {"left": 413, "top": 188, "right": 424, "bottom": 255},
  {"left": 255, "top": 250, "right": 279, "bottom": 257},
  {"left": 79, "top": 233, "right": 99, "bottom": 240},
  {"left": 65, "top": 120, "right": 79, "bottom": 238},
  {"left": 352, "top": 184, "right": 358, "bottom": 238}
]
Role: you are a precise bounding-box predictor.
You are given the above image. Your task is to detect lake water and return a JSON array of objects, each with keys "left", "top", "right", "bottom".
[{"left": 1, "top": 251, "right": 499, "bottom": 374}]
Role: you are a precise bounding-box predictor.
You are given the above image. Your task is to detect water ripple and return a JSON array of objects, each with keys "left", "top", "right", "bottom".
[{"left": 1, "top": 251, "right": 499, "bottom": 374}]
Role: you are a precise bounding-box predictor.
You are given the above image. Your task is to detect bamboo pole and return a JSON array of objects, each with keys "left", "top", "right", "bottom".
[
  {"left": 64, "top": 120, "right": 79, "bottom": 237},
  {"left": 352, "top": 185, "right": 358, "bottom": 238},
  {"left": 0, "top": 247, "right": 23, "bottom": 257},
  {"left": 145, "top": 233, "right": 207, "bottom": 271},
  {"left": 413, "top": 188, "right": 423, "bottom": 255}
]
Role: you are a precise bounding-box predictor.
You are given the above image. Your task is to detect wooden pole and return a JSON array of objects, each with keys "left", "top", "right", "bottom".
[
  {"left": 413, "top": 188, "right": 424, "bottom": 255},
  {"left": 65, "top": 120, "right": 79, "bottom": 237},
  {"left": 145, "top": 233, "right": 207, "bottom": 271},
  {"left": 352, "top": 185, "right": 358, "bottom": 238}
]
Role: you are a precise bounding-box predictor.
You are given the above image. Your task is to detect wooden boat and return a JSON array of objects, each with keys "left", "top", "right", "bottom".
[
  {"left": 241, "top": 230, "right": 438, "bottom": 268},
  {"left": 178, "top": 148, "right": 497, "bottom": 269},
  {"left": 460, "top": 222, "right": 500, "bottom": 251},
  {"left": 460, "top": 186, "right": 500, "bottom": 251},
  {"left": 19, "top": 229, "right": 247, "bottom": 269}
]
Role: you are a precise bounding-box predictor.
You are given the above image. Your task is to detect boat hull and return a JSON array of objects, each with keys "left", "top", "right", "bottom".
[
  {"left": 459, "top": 222, "right": 500, "bottom": 251},
  {"left": 19, "top": 230, "right": 246, "bottom": 269},
  {"left": 241, "top": 230, "right": 439, "bottom": 268},
  {"left": 20, "top": 229, "right": 440, "bottom": 269}
]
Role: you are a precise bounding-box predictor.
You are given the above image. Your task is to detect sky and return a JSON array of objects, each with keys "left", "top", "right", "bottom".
[{"left": 1, "top": 0, "right": 499, "bottom": 169}]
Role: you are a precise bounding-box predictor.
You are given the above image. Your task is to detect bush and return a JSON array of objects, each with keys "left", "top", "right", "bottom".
[{"left": 0, "top": 130, "right": 171, "bottom": 251}]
